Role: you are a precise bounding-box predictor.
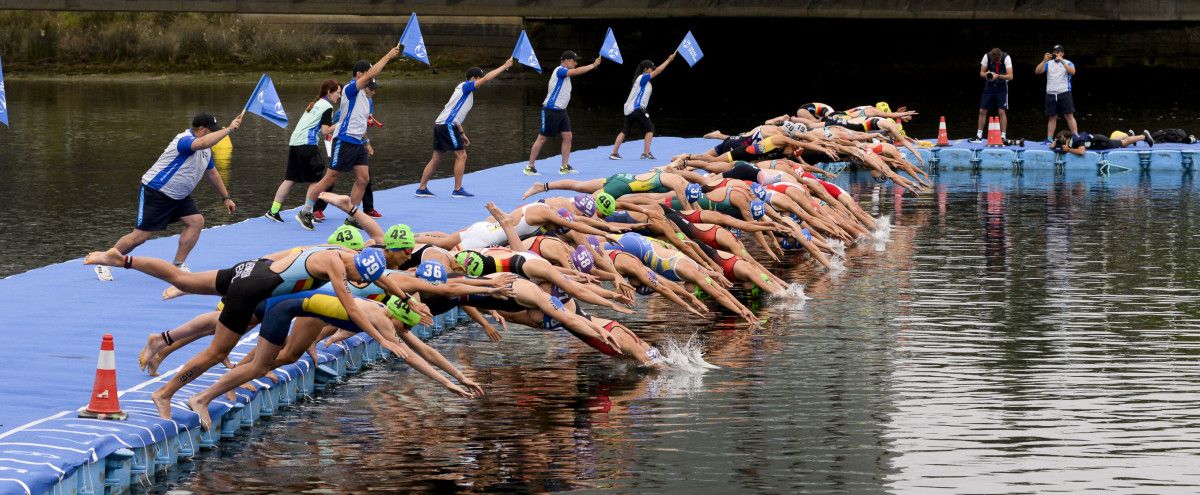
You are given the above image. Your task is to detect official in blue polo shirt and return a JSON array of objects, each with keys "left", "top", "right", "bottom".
[
  {"left": 415, "top": 57, "right": 515, "bottom": 198},
  {"left": 92, "top": 112, "right": 241, "bottom": 281},
  {"left": 524, "top": 50, "right": 602, "bottom": 176}
]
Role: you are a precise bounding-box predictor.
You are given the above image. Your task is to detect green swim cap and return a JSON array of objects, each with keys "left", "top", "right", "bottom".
[
  {"left": 454, "top": 251, "right": 485, "bottom": 277},
  {"left": 328, "top": 225, "right": 365, "bottom": 250},
  {"left": 594, "top": 192, "right": 616, "bottom": 217},
  {"left": 385, "top": 224, "right": 415, "bottom": 250},
  {"left": 385, "top": 296, "right": 422, "bottom": 327}
]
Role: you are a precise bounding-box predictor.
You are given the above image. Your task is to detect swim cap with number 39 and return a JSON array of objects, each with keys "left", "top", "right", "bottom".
[{"left": 353, "top": 249, "right": 387, "bottom": 283}]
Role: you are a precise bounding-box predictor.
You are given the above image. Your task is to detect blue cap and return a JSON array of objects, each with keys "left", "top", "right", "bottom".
[
  {"left": 780, "top": 237, "right": 800, "bottom": 250},
  {"left": 685, "top": 183, "right": 703, "bottom": 203},
  {"left": 353, "top": 249, "right": 387, "bottom": 283},
  {"left": 750, "top": 182, "right": 767, "bottom": 202},
  {"left": 416, "top": 260, "right": 447, "bottom": 285},
  {"left": 801, "top": 228, "right": 812, "bottom": 241},
  {"left": 749, "top": 200, "right": 767, "bottom": 220}
]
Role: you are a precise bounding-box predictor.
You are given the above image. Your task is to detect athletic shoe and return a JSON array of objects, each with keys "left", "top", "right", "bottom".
[
  {"left": 365, "top": 210, "right": 383, "bottom": 218},
  {"left": 94, "top": 265, "right": 114, "bottom": 282},
  {"left": 609, "top": 153, "right": 622, "bottom": 160},
  {"left": 296, "top": 211, "right": 315, "bottom": 231},
  {"left": 1128, "top": 129, "right": 1137, "bottom": 138},
  {"left": 524, "top": 165, "right": 541, "bottom": 176},
  {"left": 263, "top": 211, "right": 283, "bottom": 222},
  {"left": 1189, "top": 135, "right": 1196, "bottom": 144},
  {"left": 967, "top": 137, "right": 984, "bottom": 144},
  {"left": 414, "top": 188, "right": 436, "bottom": 197},
  {"left": 1143, "top": 130, "right": 1154, "bottom": 147},
  {"left": 451, "top": 188, "right": 475, "bottom": 198},
  {"left": 313, "top": 210, "right": 326, "bottom": 222},
  {"left": 175, "top": 263, "right": 190, "bottom": 273},
  {"left": 560, "top": 164, "right": 578, "bottom": 174},
  {"left": 344, "top": 217, "right": 363, "bottom": 229},
  {"left": 641, "top": 152, "right": 656, "bottom": 160}
]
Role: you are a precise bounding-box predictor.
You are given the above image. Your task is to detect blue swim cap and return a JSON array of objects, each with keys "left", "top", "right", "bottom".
[
  {"left": 685, "top": 183, "right": 703, "bottom": 203},
  {"left": 801, "top": 228, "right": 813, "bottom": 241},
  {"left": 416, "top": 260, "right": 447, "bottom": 285},
  {"left": 549, "top": 295, "right": 565, "bottom": 311},
  {"left": 750, "top": 182, "right": 767, "bottom": 202},
  {"left": 749, "top": 200, "right": 767, "bottom": 220},
  {"left": 729, "top": 228, "right": 743, "bottom": 237},
  {"left": 353, "top": 249, "right": 387, "bottom": 283},
  {"left": 780, "top": 237, "right": 800, "bottom": 250}
]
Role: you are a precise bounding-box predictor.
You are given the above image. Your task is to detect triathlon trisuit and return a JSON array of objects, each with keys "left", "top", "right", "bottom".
[
  {"left": 659, "top": 203, "right": 721, "bottom": 250},
  {"left": 254, "top": 290, "right": 384, "bottom": 345},
  {"left": 212, "top": 246, "right": 339, "bottom": 333},
  {"left": 472, "top": 250, "right": 533, "bottom": 279},
  {"left": 398, "top": 244, "right": 443, "bottom": 270},
  {"left": 798, "top": 102, "right": 835, "bottom": 118},
  {"left": 601, "top": 171, "right": 668, "bottom": 198},
  {"left": 725, "top": 135, "right": 789, "bottom": 162},
  {"left": 826, "top": 116, "right": 887, "bottom": 133}
]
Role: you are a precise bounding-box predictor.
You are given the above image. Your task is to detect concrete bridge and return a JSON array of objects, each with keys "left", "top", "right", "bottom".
[{"left": 4, "top": 0, "right": 1200, "bottom": 21}]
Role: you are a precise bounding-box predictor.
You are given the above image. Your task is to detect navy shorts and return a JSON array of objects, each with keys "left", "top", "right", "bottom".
[
  {"left": 329, "top": 139, "right": 369, "bottom": 171},
  {"left": 539, "top": 108, "right": 571, "bottom": 137},
  {"left": 980, "top": 86, "right": 1009, "bottom": 110},
  {"left": 285, "top": 145, "right": 326, "bottom": 183},
  {"left": 1045, "top": 92, "right": 1075, "bottom": 117},
  {"left": 136, "top": 185, "right": 200, "bottom": 232},
  {"left": 433, "top": 124, "right": 466, "bottom": 152}
]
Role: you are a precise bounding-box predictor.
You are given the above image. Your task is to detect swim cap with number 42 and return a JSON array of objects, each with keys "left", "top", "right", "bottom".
[{"left": 385, "top": 224, "right": 415, "bottom": 250}]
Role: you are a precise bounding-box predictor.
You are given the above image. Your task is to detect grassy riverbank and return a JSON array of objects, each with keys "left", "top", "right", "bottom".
[{"left": 0, "top": 11, "right": 480, "bottom": 74}]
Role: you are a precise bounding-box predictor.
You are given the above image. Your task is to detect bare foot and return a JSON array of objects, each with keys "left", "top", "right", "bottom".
[
  {"left": 144, "top": 349, "right": 168, "bottom": 377},
  {"left": 162, "top": 285, "right": 188, "bottom": 300},
  {"left": 83, "top": 248, "right": 124, "bottom": 267},
  {"left": 702, "top": 130, "right": 724, "bottom": 139},
  {"left": 521, "top": 182, "right": 547, "bottom": 200},
  {"left": 151, "top": 390, "right": 173, "bottom": 420},
  {"left": 138, "top": 333, "right": 163, "bottom": 372},
  {"left": 222, "top": 357, "right": 234, "bottom": 369},
  {"left": 224, "top": 390, "right": 237, "bottom": 402},
  {"left": 187, "top": 395, "right": 213, "bottom": 431},
  {"left": 240, "top": 383, "right": 257, "bottom": 393},
  {"left": 265, "top": 371, "right": 279, "bottom": 383},
  {"left": 318, "top": 192, "right": 353, "bottom": 211}
]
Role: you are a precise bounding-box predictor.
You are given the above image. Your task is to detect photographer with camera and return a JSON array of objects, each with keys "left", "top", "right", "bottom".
[
  {"left": 1035, "top": 44, "right": 1077, "bottom": 142},
  {"left": 973, "top": 47, "right": 1013, "bottom": 143}
]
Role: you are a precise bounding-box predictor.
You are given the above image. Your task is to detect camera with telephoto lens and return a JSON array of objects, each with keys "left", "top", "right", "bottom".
[{"left": 986, "top": 72, "right": 995, "bottom": 80}]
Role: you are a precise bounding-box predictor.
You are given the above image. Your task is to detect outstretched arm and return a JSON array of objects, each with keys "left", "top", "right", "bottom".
[
  {"left": 474, "top": 57, "right": 515, "bottom": 88},
  {"left": 357, "top": 46, "right": 401, "bottom": 89},
  {"left": 650, "top": 52, "right": 676, "bottom": 78},
  {"left": 566, "top": 58, "right": 602, "bottom": 77}
]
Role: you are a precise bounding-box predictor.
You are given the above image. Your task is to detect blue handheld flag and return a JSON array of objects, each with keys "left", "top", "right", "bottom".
[
  {"left": 676, "top": 31, "right": 704, "bottom": 67},
  {"left": 0, "top": 56, "right": 8, "bottom": 127},
  {"left": 513, "top": 30, "right": 542, "bottom": 73},
  {"left": 399, "top": 13, "right": 431, "bottom": 65},
  {"left": 243, "top": 73, "right": 289, "bottom": 128},
  {"left": 600, "top": 27, "right": 623, "bottom": 64}
]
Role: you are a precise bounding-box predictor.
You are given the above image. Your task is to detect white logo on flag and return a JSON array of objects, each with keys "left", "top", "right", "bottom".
[
  {"left": 682, "top": 40, "right": 697, "bottom": 59},
  {"left": 608, "top": 44, "right": 619, "bottom": 58},
  {"left": 415, "top": 42, "right": 427, "bottom": 58}
]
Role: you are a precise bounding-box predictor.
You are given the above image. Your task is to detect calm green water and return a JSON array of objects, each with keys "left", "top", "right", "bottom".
[{"left": 2, "top": 77, "right": 1200, "bottom": 493}]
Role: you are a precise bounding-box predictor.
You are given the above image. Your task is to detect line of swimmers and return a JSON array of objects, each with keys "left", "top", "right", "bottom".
[{"left": 80, "top": 112, "right": 927, "bottom": 430}]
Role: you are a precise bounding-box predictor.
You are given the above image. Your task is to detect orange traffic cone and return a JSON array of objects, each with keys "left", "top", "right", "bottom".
[
  {"left": 79, "top": 333, "right": 127, "bottom": 420},
  {"left": 986, "top": 117, "right": 1003, "bottom": 146},
  {"left": 936, "top": 116, "right": 949, "bottom": 146}
]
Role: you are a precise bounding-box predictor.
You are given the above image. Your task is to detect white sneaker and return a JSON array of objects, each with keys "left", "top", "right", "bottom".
[
  {"left": 94, "top": 265, "right": 114, "bottom": 282},
  {"left": 175, "top": 263, "right": 190, "bottom": 273}
]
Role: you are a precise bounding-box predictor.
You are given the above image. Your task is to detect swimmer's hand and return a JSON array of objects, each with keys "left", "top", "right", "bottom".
[
  {"left": 448, "top": 383, "right": 476, "bottom": 400},
  {"left": 460, "top": 377, "right": 485, "bottom": 398},
  {"left": 488, "top": 284, "right": 515, "bottom": 299},
  {"left": 488, "top": 272, "right": 518, "bottom": 286},
  {"left": 409, "top": 300, "right": 435, "bottom": 326}
]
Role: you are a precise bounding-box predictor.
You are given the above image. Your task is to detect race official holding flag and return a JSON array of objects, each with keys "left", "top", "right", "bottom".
[
  {"left": 298, "top": 46, "right": 401, "bottom": 230},
  {"left": 91, "top": 112, "right": 241, "bottom": 281},
  {"left": 525, "top": 49, "right": 602, "bottom": 176},
  {"left": 608, "top": 28, "right": 677, "bottom": 160}
]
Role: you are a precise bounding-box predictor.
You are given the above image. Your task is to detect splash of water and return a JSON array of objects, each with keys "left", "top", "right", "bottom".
[
  {"left": 651, "top": 333, "right": 719, "bottom": 372},
  {"left": 826, "top": 255, "right": 846, "bottom": 274},
  {"left": 828, "top": 239, "right": 846, "bottom": 258},
  {"left": 873, "top": 215, "right": 893, "bottom": 242}
]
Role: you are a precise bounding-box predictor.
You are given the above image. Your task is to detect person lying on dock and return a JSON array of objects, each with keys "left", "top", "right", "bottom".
[
  {"left": 418, "top": 200, "right": 625, "bottom": 251},
  {"left": 522, "top": 169, "right": 701, "bottom": 211},
  {"left": 1051, "top": 130, "right": 1153, "bottom": 155}
]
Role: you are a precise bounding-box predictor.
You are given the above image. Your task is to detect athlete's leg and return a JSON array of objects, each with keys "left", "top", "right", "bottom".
[
  {"left": 522, "top": 178, "right": 604, "bottom": 199},
  {"left": 150, "top": 323, "right": 243, "bottom": 421},
  {"left": 304, "top": 169, "right": 340, "bottom": 211},
  {"left": 174, "top": 214, "right": 204, "bottom": 265},
  {"left": 976, "top": 108, "right": 988, "bottom": 137},
  {"left": 187, "top": 334, "right": 284, "bottom": 430},
  {"left": 1064, "top": 113, "right": 1078, "bottom": 135},
  {"left": 643, "top": 131, "right": 654, "bottom": 156},
  {"left": 84, "top": 250, "right": 219, "bottom": 295},
  {"left": 612, "top": 131, "right": 627, "bottom": 156},
  {"left": 140, "top": 311, "right": 220, "bottom": 375},
  {"left": 271, "top": 180, "right": 295, "bottom": 211}
]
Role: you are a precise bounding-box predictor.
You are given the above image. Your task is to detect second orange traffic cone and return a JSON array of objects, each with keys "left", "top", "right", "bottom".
[
  {"left": 936, "top": 116, "right": 949, "bottom": 146},
  {"left": 79, "top": 333, "right": 127, "bottom": 420}
]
